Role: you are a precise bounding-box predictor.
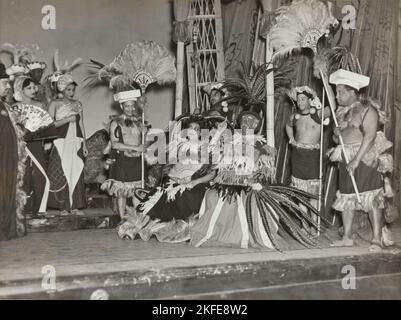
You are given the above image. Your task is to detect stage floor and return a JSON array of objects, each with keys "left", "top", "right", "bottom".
[{"left": 1, "top": 221, "right": 401, "bottom": 299}]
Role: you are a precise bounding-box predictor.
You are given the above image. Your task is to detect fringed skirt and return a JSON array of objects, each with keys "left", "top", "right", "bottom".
[
  {"left": 116, "top": 182, "right": 208, "bottom": 243},
  {"left": 190, "top": 189, "right": 283, "bottom": 249},
  {"left": 331, "top": 143, "right": 385, "bottom": 213}
]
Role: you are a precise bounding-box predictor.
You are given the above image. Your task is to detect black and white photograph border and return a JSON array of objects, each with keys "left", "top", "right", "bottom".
[{"left": 0, "top": 0, "right": 400, "bottom": 301}]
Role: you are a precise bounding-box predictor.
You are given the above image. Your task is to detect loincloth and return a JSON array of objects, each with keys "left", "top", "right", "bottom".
[{"left": 291, "top": 143, "right": 320, "bottom": 181}]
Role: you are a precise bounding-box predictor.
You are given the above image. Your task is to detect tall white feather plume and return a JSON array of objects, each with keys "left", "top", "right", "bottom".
[
  {"left": 99, "top": 41, "right": 176, "bottom": 93},
  {"left": 269, "top": 0, "right": 338, "bottom": 60},
  {"left": 53, "top": 49, "right": 82, "bottom": 72}
]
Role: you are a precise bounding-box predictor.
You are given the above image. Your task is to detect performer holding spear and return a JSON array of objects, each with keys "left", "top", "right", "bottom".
[
  {"left": 269, "top": 0, "right": 361, "bottom": 235},
  {"left": 89, "top": 41, "right": 176, "bottom": 217}
]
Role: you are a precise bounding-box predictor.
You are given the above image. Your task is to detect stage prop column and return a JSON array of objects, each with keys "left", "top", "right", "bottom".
[
  {"left": 259, "top": 0, "right": 278, "bottom": 147},
  {"left": 173, "top": 0, "right": 191, "bottom": 118}
]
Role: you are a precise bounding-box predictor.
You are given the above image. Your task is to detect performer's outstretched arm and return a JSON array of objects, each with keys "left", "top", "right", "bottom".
[{"left": 189, "top": 170, "right": 217, "bottom": 189}]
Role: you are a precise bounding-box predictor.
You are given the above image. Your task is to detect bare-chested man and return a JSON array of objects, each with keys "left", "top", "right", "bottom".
[
  {"left": 328, "top": 69, "right": 393, "bottom": 252},
  {"left": 101, "top": 90, "right": 148, "bottom": 219},
  {"left": 286, "top": 86, "right": 331, "bottom": 217}
]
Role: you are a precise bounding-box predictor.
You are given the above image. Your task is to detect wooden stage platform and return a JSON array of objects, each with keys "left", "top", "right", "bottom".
[{"left": 1, "top": 216, "right": 401, "bottom": 299}]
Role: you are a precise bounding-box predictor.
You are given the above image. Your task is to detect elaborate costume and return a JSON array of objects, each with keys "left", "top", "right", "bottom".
[
  {"left": 101, "top": 90, "right": 146, "bottom": 201},
  {"left": 190, "top": 112, "right": 322, "bottom": 250},
  {"left": 328, "top": 69, "right": 395, "bottom": 250},
  {"left": 328, "top": 100, "right": 392, "bottom": 213},
  {"left": 0, "top": 64, "right": 27, "bottom": 240},
  {"left": 287, "top": 86, "right": 325, "bottom": 195},
  {"left": 13, "top": 76, "right": 51, "bottom": 215},
  {"left": 47, "top": 74, "right": 86, "bottom": 212},
  {"left": 117, "top": 115, "right": 217, "bottom": 243}
]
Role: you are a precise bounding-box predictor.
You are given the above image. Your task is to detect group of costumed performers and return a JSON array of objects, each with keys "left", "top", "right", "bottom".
[
  {"left": 0, "top": 46, "right": 88, "bottom": 221},
  {"left": 328, "top": 70, "right": 395, "bottom": 252},
  {"left": 0, "top": 62, "right": 27, "bottom": 241},
  {"left": 113, "top": 104, "right": 323, "bottom": 250}
]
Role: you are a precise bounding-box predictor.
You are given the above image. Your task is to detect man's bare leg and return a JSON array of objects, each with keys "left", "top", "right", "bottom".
[
  {"left": 368, "top": 208, "right": 383, "bottom": 252},
  {"left": 331, "top": 210, "right": 355, "bottom": 247},
  {"left": 117, "top": 196, "right": 127, "bottom": 219}
]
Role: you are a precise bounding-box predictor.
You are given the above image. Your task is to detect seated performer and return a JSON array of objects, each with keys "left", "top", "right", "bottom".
[
  {"left": 101, "top": 90, "right": 148, "bottom": 219},
  {"left": 191, "top": 110, "right": 323, "bottom": 250},
  {"left": 285, "top": 86, "right": 331, "bottom": 229},
  {"left": 328, "top": 69, "right": 394, "bottom": 252},
  {"left": 13, "top": 76, "right": 51, "bottom": 216},
  {"left": 47, "top": 74, "right": 88, "bottom": 215},
  {"left": 203, "top": 82, "right": 239, "bottom": 126},
  {"left": 117, "top": 115, "right": 217, "bottom": 243},
  {"left": 190, "top": 111, "right": 278, "bottom": 248},
  {"left": 0, "top": 63, "right": 26, "bottom": 240}
]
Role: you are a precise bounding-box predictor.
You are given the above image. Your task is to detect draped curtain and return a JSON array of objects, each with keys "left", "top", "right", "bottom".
[{"left": 222, "top": 0, "right": 260, "bottom": 77}]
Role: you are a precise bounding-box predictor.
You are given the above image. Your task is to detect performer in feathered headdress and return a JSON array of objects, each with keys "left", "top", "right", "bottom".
[
  {"left": 88, "top": 41, "right": 176, "bottom": 218},
  {"left": 46, "top": 53, "right": 87, "bottom": 216},
  {"left": 100, "top": 89, "right": 149, "bottom": 219},
  {"left": 47, "top": 49, "right": 82, "bottom": 100}
]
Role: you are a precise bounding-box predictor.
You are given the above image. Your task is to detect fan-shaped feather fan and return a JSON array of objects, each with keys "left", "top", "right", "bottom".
[
  {"left": 269, "top": 0, "right": 338, "bottom": 60},
  {"left": 97, "top": 41, "right": 176, "bottom": 93}
]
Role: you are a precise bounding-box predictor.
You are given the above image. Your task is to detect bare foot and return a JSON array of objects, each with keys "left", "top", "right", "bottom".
[
  {"left": 369, "top": 240, "right": 383, "bottom": 253},
  {"left": 330, "top": 238, "right": 354, "bottom": 247},
  {"left": 60, "top": 210, "right": 70, "bottom": 216}
]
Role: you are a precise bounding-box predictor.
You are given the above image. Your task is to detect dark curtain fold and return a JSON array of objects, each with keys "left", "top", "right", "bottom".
[{"left": 222, "top": 0, "right": 260, "bottom": 77}]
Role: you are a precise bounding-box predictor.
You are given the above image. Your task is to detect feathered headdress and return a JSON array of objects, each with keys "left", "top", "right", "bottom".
[
  {"left": 288, "top": 86, "right": 322, "bottom": 109},
  {"left": 87, "top": 41, "right": 176, "bottom": 94},
  {"left": 0, "top": 43, "right": 37, "bottom": 79},
  {"left": 269, "top": 0, "right": 338, "bottom": 60},
  {"left": 49, "top": 49, "right": 82, "bottom": 83}
]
